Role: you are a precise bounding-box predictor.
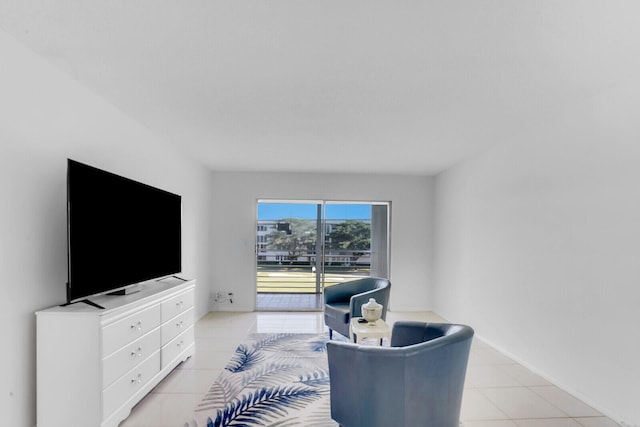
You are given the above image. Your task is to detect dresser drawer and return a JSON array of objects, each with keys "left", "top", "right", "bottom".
[
  {"left": 102, "top": 351, "right": 160, "bottom": 420},
  {"left": 161, "top": 288, "right": 194, "bottom": 321},
  {"left": 161, "top": 307, "right": 193, "bottom": 345},
  {"left": 102, "top": 305, "right": 161, "bottom": 357},
  {"left": 102, "top": 328, "right": 161, "bottom": 389},
  {"left": 162, "top": 327, "right": 194, "bottom": 369}
]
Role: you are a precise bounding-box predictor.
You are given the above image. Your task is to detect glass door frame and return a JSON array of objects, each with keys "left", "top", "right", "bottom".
[{"left": 256, "top": 199, "right": 391, "bottom": 296}]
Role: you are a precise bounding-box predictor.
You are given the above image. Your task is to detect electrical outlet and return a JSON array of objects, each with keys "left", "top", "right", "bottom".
[{"left": 213, "top": 291, "right": 233, "bottom": 303}]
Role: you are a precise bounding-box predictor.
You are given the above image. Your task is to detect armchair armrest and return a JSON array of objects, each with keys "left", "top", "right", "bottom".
[{"left": 391, "top": 322, "right": 472, "bottom": 347}]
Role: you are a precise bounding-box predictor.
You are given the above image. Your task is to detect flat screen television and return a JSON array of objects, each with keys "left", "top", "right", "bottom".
[{"left": 66, "top": 159, "right": 182, "bottom": 305}]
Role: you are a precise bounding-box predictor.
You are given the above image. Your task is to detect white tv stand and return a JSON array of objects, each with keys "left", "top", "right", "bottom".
[{"left": 36, "top": 277, "right": 196, "bottom": 427}]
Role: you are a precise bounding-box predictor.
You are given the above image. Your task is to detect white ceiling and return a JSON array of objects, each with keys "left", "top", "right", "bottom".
[{"left": 1, "top": 1, "right": 638, "bottom": 175}]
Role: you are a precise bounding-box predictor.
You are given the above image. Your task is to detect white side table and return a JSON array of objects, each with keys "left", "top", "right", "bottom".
[{"left": 349, "top": 317, "right": 391, "bottom": 345}]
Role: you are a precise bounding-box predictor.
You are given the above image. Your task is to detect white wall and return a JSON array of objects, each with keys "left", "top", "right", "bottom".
[
  {"left": 209, "top": 171, "right": 434, "bottom": 313},
  {"left": 0, "top": 30, "right": 213, "bottom": 426},
  {"left": 434, "top": 138, "right": 640, "bottom": 425}
]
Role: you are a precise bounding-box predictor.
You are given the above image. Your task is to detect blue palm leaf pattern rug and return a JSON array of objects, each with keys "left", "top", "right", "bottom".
[{"left": 185, "top": 333, "right": 339, "bottom": 427}]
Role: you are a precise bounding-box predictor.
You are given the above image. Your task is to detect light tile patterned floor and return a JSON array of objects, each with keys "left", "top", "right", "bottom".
[{"left": 119, "top": 311, "right": 622, "bottom": 427}]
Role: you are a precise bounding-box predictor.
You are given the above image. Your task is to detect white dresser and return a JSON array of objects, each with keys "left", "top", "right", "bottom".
[{"left": 36, "top": 277, "right": 195, "bottom": 427}]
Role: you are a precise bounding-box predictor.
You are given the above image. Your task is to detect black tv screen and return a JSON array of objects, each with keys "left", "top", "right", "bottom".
[{"left": 67, "top": 159, "right": 182, "bottom": 304}]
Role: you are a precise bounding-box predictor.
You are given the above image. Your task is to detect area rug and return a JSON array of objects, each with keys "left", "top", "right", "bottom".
[{"left": 185, "top": 333, "right": 339, "bottom": 427}]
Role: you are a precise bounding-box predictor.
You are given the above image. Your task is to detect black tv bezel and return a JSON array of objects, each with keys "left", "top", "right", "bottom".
[{"left": 66, "top": 159, "right": 182, "bottom": 305}]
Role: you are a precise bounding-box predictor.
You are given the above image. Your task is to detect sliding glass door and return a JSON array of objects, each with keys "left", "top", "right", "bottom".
[
  {"left": 256, "top": 201, "right": 322, "bottom": 294},
  {"left": 256, "top": 200, "right": 389, "bottom": 307}
]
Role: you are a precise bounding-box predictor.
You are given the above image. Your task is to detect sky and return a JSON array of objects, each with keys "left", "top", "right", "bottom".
[{"left": 258, "top": 203, "right": 372, "bottom": 220}]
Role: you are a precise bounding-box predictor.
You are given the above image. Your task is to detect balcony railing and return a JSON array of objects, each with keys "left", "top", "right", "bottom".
[{"left": 257, "top": 250, "right": 371, "bottom": 293}]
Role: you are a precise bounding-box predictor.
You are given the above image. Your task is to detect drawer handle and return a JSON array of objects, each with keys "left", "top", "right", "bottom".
[
  {"left": 131, "top": 373, "right": 142, "bottom": 384},
  {"left": 177, "top": 340, "right": 184, "bottom": 348},
  {"left": 130, "top": 346, "right": 143, "bottom": 358},
  {"left": 130, "top": 321, "right": 142, "bottom": 331},
  {"left": 176, "top": 301, "right": 183, "bottom": 308},
  {"left": 176, "top": 320, "right": 184, "bottom": 328}
]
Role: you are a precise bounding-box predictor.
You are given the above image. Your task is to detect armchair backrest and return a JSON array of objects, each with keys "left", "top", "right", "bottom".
[
  {"left": 324, "top": 277, "right": 390, "bottom": 303},
  {"left": 327, "top": 321, "right": 474, "bottom": 427}
]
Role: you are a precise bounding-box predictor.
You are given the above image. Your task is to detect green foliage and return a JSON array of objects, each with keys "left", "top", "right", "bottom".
[
  {"left": 265, "top": 219, "right": 371, "bottom": 265},
  {"left": 326, "top": 220, "right": 370, "bottom": 251},
  {"left": 266, "top": 218, "right": 317, "bottom": 263}
]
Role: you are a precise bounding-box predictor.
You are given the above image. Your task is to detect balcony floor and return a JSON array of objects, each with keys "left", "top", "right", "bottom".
[{"left": 256, "top": 292, "right": 323, "bottom": 311}]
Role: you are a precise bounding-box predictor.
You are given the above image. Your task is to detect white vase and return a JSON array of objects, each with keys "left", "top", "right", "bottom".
[{"left": 361, "top": 298, "right": 383, "bottom": 324}]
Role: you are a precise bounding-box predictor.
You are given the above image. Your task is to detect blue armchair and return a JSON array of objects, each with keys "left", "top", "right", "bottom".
[
  {"left": 326, "top": 321, "right": 474, "bottom": 427},
  {"left": 323, "top": 277, "right": 391, "bottom": 339}
]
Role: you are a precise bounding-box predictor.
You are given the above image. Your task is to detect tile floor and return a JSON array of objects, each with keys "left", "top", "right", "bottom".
[{"left": 120, "top": 311, "right": 622, "bottom": 427}]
